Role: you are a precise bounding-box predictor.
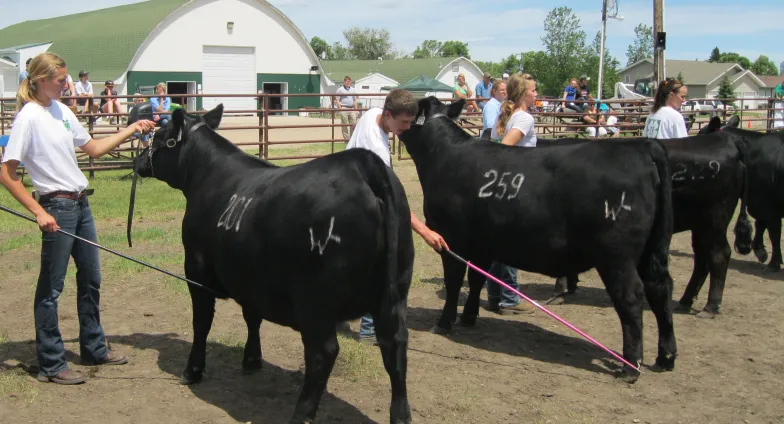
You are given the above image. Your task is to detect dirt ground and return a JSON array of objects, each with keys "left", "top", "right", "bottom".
[{"left": 2, "top": 146, "right": 784, "bottom": 424}]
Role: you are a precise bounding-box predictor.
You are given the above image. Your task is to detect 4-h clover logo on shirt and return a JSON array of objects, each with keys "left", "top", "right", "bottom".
[{"left": 63, "top": 119, "right": 71, "bottom": 131}]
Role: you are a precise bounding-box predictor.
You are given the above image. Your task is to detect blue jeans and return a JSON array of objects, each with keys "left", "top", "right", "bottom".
[
  {"left": 486, "top": 262, "right": 520, "bottom": 307},
  {"left": 35, "top": 197, "right": 108, "bottom": 376},
  {"left": 359, "top": 314, "right": 375, "bottom": 338}
]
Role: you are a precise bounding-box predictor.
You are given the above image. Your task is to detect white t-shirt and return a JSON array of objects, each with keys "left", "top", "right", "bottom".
[
  {"left": 490, "top": 110, "right": 537, "bottom": 147},
  {"left": 74, "top": 80, "right": 93, "bottom": 96},
  {"left": 643, "top": 106, "right": 688, "bottom": 139},
  {"left": 335, "top": 85, "right": 356, "bottom": 108},
  {"left": 2, "top": 101, "right": 91, "bottom": 194},
  {"left": 345, "top": 108, "right": 390, "bottom": 167}
]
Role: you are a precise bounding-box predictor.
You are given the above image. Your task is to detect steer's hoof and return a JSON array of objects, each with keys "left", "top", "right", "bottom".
[
  {"left": 544, "top": 295, "right": 566, "bottom": 305},
  {"left": 652, "top": 354, "right": 676, "bottom": 372},
  {"left": 695, "top": 309, "right": 717, "bottom": 319},
  {"left": 459, "top": 314, "right": 477, "bottom": 327},
  {"left": 613, "top": 367, "right": 640, "bottom": 384},
  {"left": 429, "top": 325, "right": 451, "bottom": 335},
  {"left": 242, "top": 357, "right": 263, "bottom": 374},
  {"left": 179, "top": 370, "right": 203, "bottom": 385},
  {"left": 765, "top": 263, "right": 781, "bottom": 272},
  {"left": 753, "top": 248, "right": 768, "bottom": 264},
  {"left": 673, "top": 302, "right": 695, "bottom": 314}
]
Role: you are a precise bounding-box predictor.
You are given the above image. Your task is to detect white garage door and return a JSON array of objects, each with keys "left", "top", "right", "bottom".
[{"left": 202, "top": 46, "right": 256, "bottom": 111}]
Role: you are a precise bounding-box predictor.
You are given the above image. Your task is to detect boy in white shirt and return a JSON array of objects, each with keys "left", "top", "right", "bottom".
[{"left": 345, "top": 88, "right": 449, "bottom": 344}]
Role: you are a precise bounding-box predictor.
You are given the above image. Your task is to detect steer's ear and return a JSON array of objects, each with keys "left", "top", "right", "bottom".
[
  {"left": 171, "top": 108, "right": 186, "bottom": 135},
  {"left": 448, "top": 99, "right": 465, "bottom": 120},
  {"left": 203, "top": 104, "right": 224, "bottom": 130},
  {"left": 726, "top": 114, "right": 740, "bottom": 129},
  {"left": 416, "top": 97, "right": 432, "bottom": 123},
  {"left": 707, "top": 116, "right": 722, "bottom": 133}
]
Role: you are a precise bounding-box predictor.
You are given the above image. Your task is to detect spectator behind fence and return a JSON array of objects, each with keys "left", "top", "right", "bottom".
[
  {"left": 482, "top": 80, "right": 507, "bottom": 133},
  {"left": 60, "top": 72, "right": 76, "bottom": 108},
  {"left": 579, "top": 75, "right": 590, "bottom": 97},
  {"left": 19, "top": 58, "right": 32, "bottom": 83},
  {"left": 475, "top": 72, "right": 493, "bottom": 110},
  {"left": 774, "top": 78, "right": 784, "bottom": 129},
  {"left": 74, "top": 70, "right": 96, "bottom": 113},
  {"left": 562, "top": 78, "right": 581, "bottom": 113},
  {"left": 334, "top": 76, "right": 358, "bottom": 141},
  {"left": 582, "top": 98, "right": 607, "bottom": 137},
  {"left": 453, "top": 73, "right": 479, "bottom": 114},
  {"left": 99, "top": 80, "right": 124, "bottom": 125},
  {"left": 150, "top": 82, "right": 171, "bottom": 127},
  {"left": 599, "top": 102, "right": 620, "bottom": 137},
  {"left": 643, "top": 78, "right": 689, "bottom": 139}
]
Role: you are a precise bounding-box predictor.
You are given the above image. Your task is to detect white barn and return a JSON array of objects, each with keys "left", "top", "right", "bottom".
[
  {"left": 353, "top": 73, "right": 398, "bottom": 109},
  {"left": 0, "top": 0, "right": 332, "bottom": 114},
  {"left": 433, "top": 57, "right": 485, "bottom": 100}
]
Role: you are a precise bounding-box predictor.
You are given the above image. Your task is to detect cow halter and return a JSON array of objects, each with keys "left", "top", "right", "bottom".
[{"left": 147, "top": 121, "right": 207, "bottom": 177}]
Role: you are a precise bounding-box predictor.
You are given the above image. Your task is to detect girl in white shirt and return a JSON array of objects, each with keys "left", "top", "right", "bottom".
[
  {"left": 0, "top": 53, "right": 155, "bottom": 385},
  {"left": 491, "top": 73, "right": 538, "bottom": 147},
  {"left": 485, "top": 73, "right": 538, "bottom": 314},
  {"left": 643, "top": 78, "right": 689, "bottom": 139}
]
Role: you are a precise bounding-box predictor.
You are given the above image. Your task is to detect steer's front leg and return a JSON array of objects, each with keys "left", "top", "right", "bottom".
[{"left": 181, "top": 287, "right": 216, "bottom": 385}]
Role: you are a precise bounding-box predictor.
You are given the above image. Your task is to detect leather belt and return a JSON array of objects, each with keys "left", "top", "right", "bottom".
[{"left": 38, "top": 189, "right": 93, "bottom": 202}]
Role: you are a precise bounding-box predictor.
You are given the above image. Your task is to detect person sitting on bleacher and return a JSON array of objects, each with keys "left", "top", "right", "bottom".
[
  {"left": 99, "top": 80, "right": 125, "bottom": 125},
  {"left": 149, "top": 82, "right": 172, "bottom": 127}
]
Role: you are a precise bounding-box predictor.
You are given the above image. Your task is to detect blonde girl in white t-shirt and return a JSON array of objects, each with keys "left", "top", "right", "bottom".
[
  {"left": 491, "top": 73, "right": 538, "bottom": 147},
  {"left": 0, "top": 53, "right": 154, "bottom": 385},
  {"left": 643, "top": 78, "right": 689, "bottom": 139},
  {"left": 484, "top": 73, "right": 538, "bottom": 315}
]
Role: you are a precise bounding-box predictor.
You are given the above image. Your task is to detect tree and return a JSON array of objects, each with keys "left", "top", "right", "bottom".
[
  {"left": 750, "top": 55, "right": 779, "bottom": 76},
  {"left": 440, "top": 40, "right": 470, "bottom": 58},
  {"left": 309, "top": 37, "right": 328, "bottom": 59},
  {"left": 342, "top": 27, "right": 394, "bottom": 60},
  {"left": 625, "top": 24, "right": 653, "bottom": 66},
  {"left": 717, "top": 75, "right": 736, "bottom": 105},
  {"left": 708, "top": 47, "right": 721, "bottom": 63},
  {"left": 676, "top": 71, "right": 685, "bottom": 84},
  {"left": 717, "top": 52, "right": 751, "bottom": 70},
  {"left": 328, "top": 41, "right": 353, "bottom": 60},
  {"left": 412, "top": 40, "right": 442, "bottom": 59},
  {"left": 541, "top": 7, "right": 587, "bottom": 96}
]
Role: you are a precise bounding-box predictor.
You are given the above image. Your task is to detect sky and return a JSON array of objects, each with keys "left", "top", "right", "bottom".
[{"left": 1, "top": 0, "right": 782, "bottom": 71}]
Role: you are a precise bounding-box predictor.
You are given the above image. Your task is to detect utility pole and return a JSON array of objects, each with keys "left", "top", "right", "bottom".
[
  {"left": 597, "top": 0, "right": 608, "bottom": 103},
  {"left": 519, "top": 52, "right": 524, "bottom": 73},
  {"left": 653, "top": 0, "right": 664, "bottom": 85}
]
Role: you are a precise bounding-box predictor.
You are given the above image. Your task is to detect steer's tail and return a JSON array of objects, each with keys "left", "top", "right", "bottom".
[
  {"left": 733, "top": 145, "right": 753, "bottom": 255},
  {"left": 639, "top": 140, "right": 674, "bottom": 284},
  {"left": 362, "top": 152, "right": 408, "bottom": 323}
]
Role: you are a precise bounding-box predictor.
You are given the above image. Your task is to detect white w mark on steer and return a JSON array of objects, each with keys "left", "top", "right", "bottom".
[
  {"left": 605, "top": 191, "right": 632, "bottom": 221},
  {"left": 310, "top": 217, "right": 341, "bottom": 255},
  {"left": 217, "top": 194, "right": 254, "bottom": 232}
]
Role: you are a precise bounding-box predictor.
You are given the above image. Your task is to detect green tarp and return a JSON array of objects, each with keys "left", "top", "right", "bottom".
[{"left": 382, "top": 75, "right": 454, "bottom": 93}]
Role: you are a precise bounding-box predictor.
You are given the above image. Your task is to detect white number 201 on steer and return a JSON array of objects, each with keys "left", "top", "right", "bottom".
[{"left": 478, "top": 170, "right": 525, "bottom": 200}]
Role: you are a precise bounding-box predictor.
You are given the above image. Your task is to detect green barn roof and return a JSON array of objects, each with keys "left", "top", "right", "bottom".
[
  {"left": 0, "top": 0, "right": 187, "bottom": 82},
  {"left": 320, "top": 57, "right": 465, "bottom": 86}
]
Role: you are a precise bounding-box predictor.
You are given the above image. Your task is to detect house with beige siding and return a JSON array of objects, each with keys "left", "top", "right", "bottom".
[{"left": 619, "top": 59, "right": 770, "bottom": 107}]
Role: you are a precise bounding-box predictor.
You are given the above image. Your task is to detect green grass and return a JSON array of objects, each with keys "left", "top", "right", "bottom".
[
  {"left": 333, "top": 334, "right": 383, "bottom": 382},
  {"left": 0, "top": 329, "right": 40, "bottom": 403}
]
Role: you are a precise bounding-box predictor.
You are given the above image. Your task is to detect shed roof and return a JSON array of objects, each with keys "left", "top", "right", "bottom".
[{"left": 320, "top": 57, "right": 465, "bottom": 86}]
